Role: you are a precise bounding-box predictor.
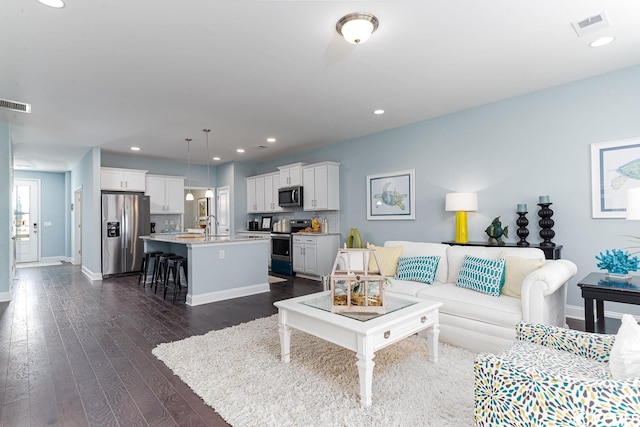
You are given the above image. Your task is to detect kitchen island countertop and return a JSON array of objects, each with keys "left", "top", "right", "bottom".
[{"left": 142, "top": 233, "right": 269, "bottom": 247}]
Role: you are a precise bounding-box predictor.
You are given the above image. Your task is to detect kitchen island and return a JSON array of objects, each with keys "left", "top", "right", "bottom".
[{"left": 141, "top": 234, "right": 270, "bottom": 306}]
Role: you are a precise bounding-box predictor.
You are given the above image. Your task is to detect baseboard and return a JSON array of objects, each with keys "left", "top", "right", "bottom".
[
  {"left": 81, "top": 265, "right": 103, "bottom": 281},
  {"left": 186, "top": 283, "right": 270, "bottom": 307},
  {"left": 41, "top": 256, "right": 69, "bottom": 263},
  {"left": 566, "top": 304, "right": 640, "bottom": 322},
  {"left": 0, "top": 291, "right": 11, "bottom": 302}
]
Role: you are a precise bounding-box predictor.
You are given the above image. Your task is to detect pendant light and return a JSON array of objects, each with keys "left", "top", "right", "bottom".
[
  {"left": 203, "top": 129, "right": 213, "bottom": 198},
  {"left": 185, "top": 138, "right": 194, "bottom": 201}
]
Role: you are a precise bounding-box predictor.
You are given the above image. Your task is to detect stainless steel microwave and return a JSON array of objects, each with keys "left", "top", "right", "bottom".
[{"left": 278, "top": 186, "right": 303, "bottom": 207}]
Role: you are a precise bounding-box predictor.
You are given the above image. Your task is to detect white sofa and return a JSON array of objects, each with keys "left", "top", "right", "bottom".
[{"left": 382, "top": 241, "right": 578, "bottom": 353}]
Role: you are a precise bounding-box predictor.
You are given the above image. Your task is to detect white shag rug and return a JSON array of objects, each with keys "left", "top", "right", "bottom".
[{"left": 153, "top": 315, "right": 476, "bottom": 427}]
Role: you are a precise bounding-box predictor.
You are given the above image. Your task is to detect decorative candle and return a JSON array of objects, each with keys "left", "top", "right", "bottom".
[
  {"left": 517, "top": 203, "right": 527, "bottom": 213},
  {"left": 538, "top": 195, "right": 550, "bottom": 204}
]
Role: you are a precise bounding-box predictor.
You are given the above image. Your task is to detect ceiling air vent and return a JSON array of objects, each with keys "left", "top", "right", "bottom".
[
  {"left": 255, "top": 145, "right": 268, "bottom": 149},
  {"left": 0, "top": 98, "right": 31, "bottom": 113},
  {"left": 572, "top": 12, "right": 610, "bottom": 37}
]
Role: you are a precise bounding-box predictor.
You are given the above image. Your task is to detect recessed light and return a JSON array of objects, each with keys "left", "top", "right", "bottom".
[
  {"left": 38, "top": 0, "right": 65, "bottom": 8},
  {"left": 373, "top": 109, "right": 385, "bottom": 115},
  {"left": 590, "top": 36, "right": 615, "bottom": 47},
  {"left": 213, "top": 157, "right": 221, "bottom": 161},
  {"left": 267, "top": 138, "right": 276, "bottom": 143},
  {"left": 130, "top": 146, "right": 141, "bottom": 151},
  {"left": 237, "top": 148, "right": 245, "bottom": 153}
]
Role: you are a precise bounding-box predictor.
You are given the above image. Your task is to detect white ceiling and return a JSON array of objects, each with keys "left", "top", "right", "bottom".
[{"left": 2, "top": 1, "right": 640, "bottom": 171}]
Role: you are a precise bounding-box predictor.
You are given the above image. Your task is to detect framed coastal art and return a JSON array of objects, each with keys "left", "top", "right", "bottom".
[
  {"left": 197, "top": 197, "right": 208, "bottom": 220},
  {"left": 591, "top": 137, "right": 640, "bottom": 218},
  {"left": 366, "top": 169, "right": 416, "bottom": 220}
]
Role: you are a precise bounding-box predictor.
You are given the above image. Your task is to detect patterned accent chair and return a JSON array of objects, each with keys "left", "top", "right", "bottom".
[{"left": 474, "top": 322, "right": 640, "bottom": 426}]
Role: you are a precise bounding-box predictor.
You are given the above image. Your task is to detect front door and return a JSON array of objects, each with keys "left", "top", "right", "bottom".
[
  {"left": 216, "top": 186, "right": 231, "bottom": 235},
  {"left": 13, "top": 179, "right": 40, "bottom": 263}
]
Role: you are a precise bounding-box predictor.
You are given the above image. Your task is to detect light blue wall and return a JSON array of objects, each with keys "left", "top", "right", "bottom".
[
  {"left": 252, "top": 64, "right": 640, "bottom": 315},
  {"left": 71, "top": 148, "right": 102, "bottom": 276},
  {"left": 14, "top": 170, "right": 67, "bottom": 258},
  {"left": 0, "top": 124, "right": 11, "bottom": 296},
  {"left": 101, "top": 153, "right": 213, "bottom": 189}
]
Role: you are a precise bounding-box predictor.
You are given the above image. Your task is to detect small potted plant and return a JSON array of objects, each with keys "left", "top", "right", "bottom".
[{"left": 595, "top": 249, "right": 639, "bottom": 281}]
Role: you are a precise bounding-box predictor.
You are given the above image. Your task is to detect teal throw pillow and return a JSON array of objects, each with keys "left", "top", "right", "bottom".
[
  {"left": 394, "top": 256, "right": 440, "bottom": 284},
  {"left": 455, "top": 255, "right": 506, "bottom": 297}
]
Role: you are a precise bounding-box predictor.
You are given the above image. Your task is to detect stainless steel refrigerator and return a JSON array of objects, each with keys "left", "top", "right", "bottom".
[{"left": 101, "top": 192, "right": 150, "bottom": 277}]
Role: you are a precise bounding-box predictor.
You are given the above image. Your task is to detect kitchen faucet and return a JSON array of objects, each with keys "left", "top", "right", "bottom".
[{"left": 205, "top": 214, "right": 219, "bottom": 239}]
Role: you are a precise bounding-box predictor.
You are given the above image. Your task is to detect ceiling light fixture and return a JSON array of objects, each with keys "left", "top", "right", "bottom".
[
  {"left": 130, "top": 146, "right": 141, "bottom": 151},
  {"left": 38, "top": 0, "right": 65, "bottom": 8},
  {"left": 203, "top": 129, "right": 213, "bottom": 198},
  {"left": 267, "top": 138, "right": 276, "bottom": 143},
  {"left": 213, "top": 157, "right": 221, "bottom": 161},
  {"left": 589, "top": 36, "right": 615, "bottom": 47},
  {"left": 185, "top": 138, "right": 194, "bottom": 201},
  {"left": 373, "top": 109, "right": 385, "bottom": 115},
  {"left": 237, "top": 148, "right": 245, "bottom": 153},
  {"left": 336, "top": 12, "right": 379, "bottom": 45}
]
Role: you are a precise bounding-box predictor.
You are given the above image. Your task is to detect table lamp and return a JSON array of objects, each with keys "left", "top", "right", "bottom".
[
  {"left": 445, "top": 192, "right": 478, "bottom": 243},
  {"left": 626, "top": 187, "right": 640, "bottom": 220}
]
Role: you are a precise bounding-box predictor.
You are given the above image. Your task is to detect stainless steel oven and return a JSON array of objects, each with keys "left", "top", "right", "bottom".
[
  {"left": 271, "top": 233, "right": 292, "bottom": 262},
  {"left": 270, "top": 219, "right": 311, "bottom": 275}
]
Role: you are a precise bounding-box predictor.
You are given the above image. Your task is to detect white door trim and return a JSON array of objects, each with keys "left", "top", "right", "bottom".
[
  {"left": 14, "top": 178, "right": 41, "bottom": 263},
  {"left": 73, "top": 186, "right": 83, "bottom": 265}
]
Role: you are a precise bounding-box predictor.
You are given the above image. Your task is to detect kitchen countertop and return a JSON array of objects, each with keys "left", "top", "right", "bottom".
[
  {"left": 292, "top": 232, "right": 341, "bottom": 236},
  {"left": 142, "top": 234, "right": 269, "bottom": 246}
]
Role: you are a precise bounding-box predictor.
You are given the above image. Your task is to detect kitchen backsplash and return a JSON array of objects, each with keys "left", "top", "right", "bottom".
[
  {"left": 151, "top": 214, "right": 182, "bottom": 232},
  {"left": 247, "top": 211, "right": 340, "bottom": 234}
]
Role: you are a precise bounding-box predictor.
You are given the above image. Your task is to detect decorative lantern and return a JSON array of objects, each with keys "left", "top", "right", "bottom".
[{"left": 330, "top": 248, "right": 386, "bottom": 314}]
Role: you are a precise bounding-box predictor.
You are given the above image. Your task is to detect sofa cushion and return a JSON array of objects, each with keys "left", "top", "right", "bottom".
[
  {"left": 394, "top": 256, "right": 440, "bottom": 284},
  {"left": 455, "top": 255, "right": 506, "bottom": 297},
  {"left": 446, "top": 245, "right": 545, "bottom": 283},
  {"left": 384, "top": 241, "right": 449, "bottom": 283},
  {"left": 610, "top": 314, "right": 640, "bottom": 380},
  {"left": 387, "top": 279, "right": 447, "bottom": 297},
  {"left": 415, "top": 283, "right": 522, "bottom": 328},
  {"left": 368, "top": 245, "right": 403, "bottom": 276},
  {"left": 499, "top": 251, "right": 544, "bottom": 298}
]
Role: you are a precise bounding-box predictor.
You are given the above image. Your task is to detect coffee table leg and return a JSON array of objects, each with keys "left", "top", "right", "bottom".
[
  {"left": 356, "top": 338, "right": 374, "bottom": 407},
  {"left": 278, "top": 312, "right": 291, "bottom": 363},
  {"left": 426, "top": 320, "right": 439, "bottom": 363}
]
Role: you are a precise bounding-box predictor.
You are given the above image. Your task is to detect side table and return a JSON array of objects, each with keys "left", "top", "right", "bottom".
[{"left": 577, "top": 272, "right": 640, "bottom": 333}]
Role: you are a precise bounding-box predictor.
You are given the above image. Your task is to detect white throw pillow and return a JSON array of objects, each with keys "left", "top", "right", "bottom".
[
  {"left": 499, "top": 251, "right": 544, "bottom": 298},
  {"left": 609, "top": 314, "right": 640, "bottom": 380}
]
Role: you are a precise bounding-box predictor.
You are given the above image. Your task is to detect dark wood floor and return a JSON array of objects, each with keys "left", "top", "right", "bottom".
[
  {"left": 3, "top": 263, "right": 613, "bottom": 427},
  {"left": 1, "top": 263, "right": 322, "bottom": 427}
]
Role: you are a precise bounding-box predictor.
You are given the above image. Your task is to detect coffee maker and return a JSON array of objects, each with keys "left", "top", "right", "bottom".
[{"left": 248, "top": 220, "right": 260, "bottom": 231}]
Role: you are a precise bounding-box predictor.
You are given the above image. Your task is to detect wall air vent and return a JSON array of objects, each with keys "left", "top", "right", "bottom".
[
  {"left": 572, "top": 12, "right": 610, "bottom": 37},
  {"left": 0, "top": 98, "right": 31, "bottom": 113}
]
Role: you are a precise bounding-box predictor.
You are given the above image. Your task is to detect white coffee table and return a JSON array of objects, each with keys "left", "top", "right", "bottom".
[{"left": 274, "top": 291, "right": 442, "bottom": 407}]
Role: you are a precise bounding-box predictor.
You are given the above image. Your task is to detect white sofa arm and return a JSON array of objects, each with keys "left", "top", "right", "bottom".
[{"left": 520, "top": 259, "right": 577, "bottom": 325}]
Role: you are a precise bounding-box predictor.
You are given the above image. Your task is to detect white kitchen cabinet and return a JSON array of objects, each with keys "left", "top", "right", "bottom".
[
  {"left": 264, "top": 173, "right": 284, "bottom": 213},
  {"left": 292, "top": 234, "right": 340, "bottom": 279},
  {"left": 146, "top": 175, "right": 185, "bottom": 214},
  {"left": 101, "top": 167, "right": 147, "bottom": 191},
  {"left": 247, "top": 172, "right": 283, "bottom": 213},
  {"left": 247, "top": 176, "right": 266, "bottom": 213},
  {"left": 303, "top": 161, "right": 340, "bottom": 211},
  {"left": 278, "top": 162, "right": 305, "bottom": 187},
  {"left": 247, "top": 177, "right": 258, "bottom": 213}
]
